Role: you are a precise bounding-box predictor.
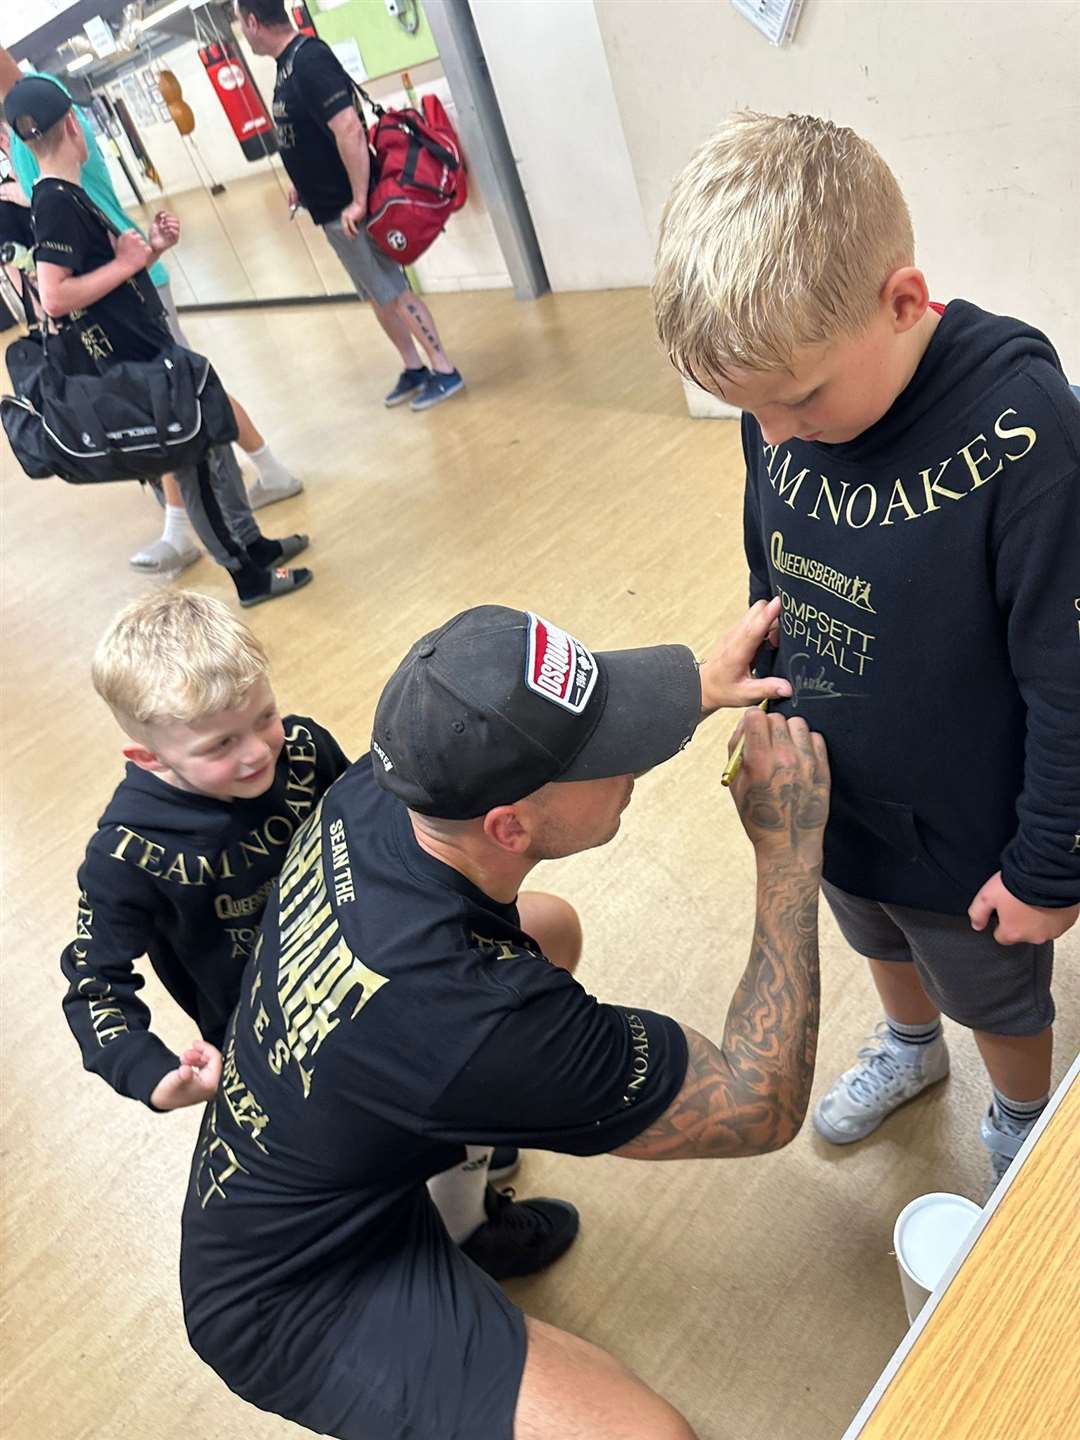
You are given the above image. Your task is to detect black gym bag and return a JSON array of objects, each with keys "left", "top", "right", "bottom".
[
  {"left": 0, "top": 185, "right": 236, "bottom": 484},
  {"left": 2, "top": 328, "right": 237, "bottom": 483}
]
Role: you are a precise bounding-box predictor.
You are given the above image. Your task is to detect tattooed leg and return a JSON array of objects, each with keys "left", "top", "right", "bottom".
[
  {"left": 371, "top": 297, "right": 424, "bottom": 368},
  {"left": 397, "top": 294, "right": 455, "bottom": 374}
]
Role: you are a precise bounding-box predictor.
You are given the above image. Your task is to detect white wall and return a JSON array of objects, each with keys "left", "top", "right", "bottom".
[
  {"left": 105, "top": 37, "right": 280, "bottom": 197},
  {"left": 469, "top": 0, "right": 652, "bottom": 292},
  {"left": 593, "top": 0, "right": 1080, "bottom": 377}
]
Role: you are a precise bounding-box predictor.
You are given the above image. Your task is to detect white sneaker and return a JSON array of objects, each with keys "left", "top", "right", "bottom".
[
  {"left": 980, "top": 1104, "right": 1031, "bottom": 1190},
  {"left": 813, "top": 1023, "right": 950, "bottom": 1144}
]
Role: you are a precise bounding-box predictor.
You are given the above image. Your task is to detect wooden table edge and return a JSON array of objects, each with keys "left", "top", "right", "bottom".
[{"left": 840, "top": 1048, "right": 1080, "bottom": 1440}]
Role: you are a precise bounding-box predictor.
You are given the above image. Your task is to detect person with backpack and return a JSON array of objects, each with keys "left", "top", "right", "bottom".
[
  {"left": 236, "top": 0, "right": 465, "bottom": 411},
  {"left": 0, "top": 52, "right": 304, "bottom": 576},
  {"left": 5, "top": 76, "right": 313, "bottom": 608}
]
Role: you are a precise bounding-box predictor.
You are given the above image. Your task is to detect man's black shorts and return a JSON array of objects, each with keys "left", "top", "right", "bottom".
[{"left": 185, "top": 1201, "right": 526, "bottom": 1440}]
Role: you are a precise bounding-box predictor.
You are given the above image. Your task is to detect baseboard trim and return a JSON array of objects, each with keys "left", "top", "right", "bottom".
[{"left": 176, "top": 292, "right": 362, "bottom": 315}]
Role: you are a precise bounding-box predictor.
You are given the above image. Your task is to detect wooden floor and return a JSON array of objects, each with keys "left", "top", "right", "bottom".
[{"left": 2, "top": 288, "right": 1077, "bottom": 1440}]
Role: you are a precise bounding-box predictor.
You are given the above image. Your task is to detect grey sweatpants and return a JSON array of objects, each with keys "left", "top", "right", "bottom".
[{"left": 155, "top": 281, "right": 258, "bottom": 573}]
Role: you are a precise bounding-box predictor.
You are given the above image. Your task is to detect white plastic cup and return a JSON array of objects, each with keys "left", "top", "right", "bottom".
[{"left": 893, "top": 1191, "right": 982, "bottom": 1324}]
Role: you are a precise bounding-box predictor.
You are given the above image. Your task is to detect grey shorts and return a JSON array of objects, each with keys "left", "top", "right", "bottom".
[
  {"left": 157, "top": 279, "right": 192, "bottom": 347},
  {"left": 322, "top": 219, "right": 410, "bottom": 305},
  {"left": 822, "top": 880, "right": 1054, "bottom": 1035}
]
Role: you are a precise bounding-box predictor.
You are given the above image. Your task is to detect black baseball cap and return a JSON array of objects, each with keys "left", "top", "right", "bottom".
[
  {"left": 4, "top": 76, "right": 72, "bottom": 142},
  {"left": 372, "top": 605, "right": 701, "bottom": 819}
]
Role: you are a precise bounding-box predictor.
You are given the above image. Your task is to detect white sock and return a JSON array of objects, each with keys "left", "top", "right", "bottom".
[
  {"left": 248, "top": 441, "right": 294, "bottom": 488},
  {"left": 426, "top": 1145, "right": 491, "bottom": 1244},
  {"left": 161, "top": 504, "right": 196, "bottom": 552}
]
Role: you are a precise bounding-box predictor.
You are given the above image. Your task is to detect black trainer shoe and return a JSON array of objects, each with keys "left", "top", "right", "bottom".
[
  {"left": 488, "top": 1146, "right": 520, "bottom": 1184},
  {"left": 461, "top": 1184, "right": 578, "bottom": 1281}
]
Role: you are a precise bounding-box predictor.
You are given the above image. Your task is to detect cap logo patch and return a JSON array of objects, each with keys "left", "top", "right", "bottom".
[
  {"left": 372, "top": 739, "right": 394, "bottom": 772},
  {"left": 524, "top": 613, "right": 597, "bottom": 715}
]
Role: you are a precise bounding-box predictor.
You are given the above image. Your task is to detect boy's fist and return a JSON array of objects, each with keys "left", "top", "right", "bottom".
[
  {"left": 150, "top": 1040, "right": 223, "bottom": 1111},
  {"left": 148, "top": 211, "right": 181, "bottom": 255},
  {"left": 115, "top": 228, "right": 153, "bottom": 276},
  {"left": 969, "top": 871, "right": 1080, "bottom": 946}
]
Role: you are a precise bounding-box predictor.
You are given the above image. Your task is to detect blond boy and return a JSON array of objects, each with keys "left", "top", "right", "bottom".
[
  {"left": 63, "top": 590, "right": 349, "bottom": 1109},
  {"left": 655, "top": 113, "right": 1079, "bottom": 1190}
]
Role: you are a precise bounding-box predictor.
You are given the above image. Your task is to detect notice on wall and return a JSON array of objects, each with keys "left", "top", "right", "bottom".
[
  {"left": 331, "top": 37, "right": 368, "bottom": 85},
  {"left": 83, "top": 15, "right": 118, "bottom": 58},
  {"left": 730, "top": 0, "right": 805, "bottom": 48}
]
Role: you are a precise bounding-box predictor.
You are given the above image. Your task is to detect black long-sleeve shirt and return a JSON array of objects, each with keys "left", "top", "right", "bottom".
[
  {"left": 60, "top": 716, "right": 349, "bottom": 1105},
  {"left": 743, "top": 300, "right": 1080, "bottom": 914}
]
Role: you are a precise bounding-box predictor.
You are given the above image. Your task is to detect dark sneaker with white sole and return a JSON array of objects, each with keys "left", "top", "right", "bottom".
[
  {"left": 385, "top": 366, "right": 430, "bottom": 407},
  {"left": 461, "top": 1184, "right": 579, "bottom": 1281},
  {"left": 410, "top": 368, "right": 465, "bottom": 411}
]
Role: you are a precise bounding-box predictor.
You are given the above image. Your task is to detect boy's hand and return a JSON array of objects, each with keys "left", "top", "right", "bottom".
[
  {"left": 699, "top": 598, "right": 792, "bottom": 714},
  {"left": 287, "top": 185, "right": 299, "bottom": 210},
  {"left": 968, "top": 871, "right": 1080, "bottom": 946},
  {"left": 114, "top": 228, "right": 154, "bottom": 276},
  {"left": 147, "top": 211, "right": 180, "bottom": 255},
  {"left": 150, "top": 1040, "right": 223, "bottom": 1111}
]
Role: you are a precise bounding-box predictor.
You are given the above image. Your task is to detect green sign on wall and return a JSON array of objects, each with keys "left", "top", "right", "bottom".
[{"left": 310, "top": 0, "right": 439, "bottom": 82}]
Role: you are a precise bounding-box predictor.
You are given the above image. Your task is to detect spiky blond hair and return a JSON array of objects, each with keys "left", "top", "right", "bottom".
[{"left": 654, "top": 112, "right": 914, "bottom": 383}]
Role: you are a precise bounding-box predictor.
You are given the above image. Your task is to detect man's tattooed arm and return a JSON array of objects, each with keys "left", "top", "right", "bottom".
[
  {"left": 614, "top": 711, "right": 828, "bottom": 1162},
  {"left": 613, "top": 862, "right": 821, "bottom": 1160}
]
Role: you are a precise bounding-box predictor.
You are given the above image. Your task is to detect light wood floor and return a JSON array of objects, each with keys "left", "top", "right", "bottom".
[{"left": 2, "top": 288, "right": 1077, "bottom": 1440}]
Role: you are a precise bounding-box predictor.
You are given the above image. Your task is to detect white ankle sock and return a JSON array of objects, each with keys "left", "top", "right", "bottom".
[
  {"left": 161, "top": 504, "right": 195, "bottom": 553},
  {"left": 991, "top": 1087, "right": 1048, "bottom": 1134},
  {"left": 885, "top": 1015, "right": 942, "bottom": 1051},
  {"left": 426, "top": 1145, "right": 491, "bottom": 1244},
  {"left": 248, "top": 442, "right": 293, "bottom": 487}
]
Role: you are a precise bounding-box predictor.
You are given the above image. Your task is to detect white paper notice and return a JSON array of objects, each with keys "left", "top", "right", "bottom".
[
  {"left": 730, "top": 0, "right": 805, "bottom": 48},
  {"left": 331, "top": 38, "right": 369, "bottom": 84},
  {"left": 84, "top": 14, "right": 118, "bottom": 58}
]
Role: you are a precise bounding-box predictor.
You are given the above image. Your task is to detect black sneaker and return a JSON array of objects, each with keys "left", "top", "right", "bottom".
[
  {"left": 489, "top": 1146, "right": 520, "bottom": 1184},
  {"left": 385, "top": 366, "right": 430, "bottom": 407},
  {"left": 461, "top": 1184, "right": 578, "bottom": 1281}
]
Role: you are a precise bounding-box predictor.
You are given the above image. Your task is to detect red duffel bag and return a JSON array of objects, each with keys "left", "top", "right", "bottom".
[{"left": 360, "top": 86, "right": 466, "bottom": 265}]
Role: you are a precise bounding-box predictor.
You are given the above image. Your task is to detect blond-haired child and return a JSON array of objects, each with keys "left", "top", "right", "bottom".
[
  {"left": 64, "top": 589, "right": 348, "bottom": 1109},
  {"left": 655, "top": 112, "right": 1079, "bottom": 1190}
]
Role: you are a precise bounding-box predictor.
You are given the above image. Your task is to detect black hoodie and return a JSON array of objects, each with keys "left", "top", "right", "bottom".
[
  {"left": 743, "top": 300, "right": 1080, "bottom": 915},
  {"left": 60, "top": 716, "right": 349, "bottom": 1106}
]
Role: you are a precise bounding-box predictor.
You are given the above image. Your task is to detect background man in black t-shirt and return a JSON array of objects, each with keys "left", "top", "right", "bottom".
[
  {"left": 180, "top": 599, "right": 830, "bottom": 1440},
  {"left": 237, "top": 0, "right": 466, "bottom": 412}
]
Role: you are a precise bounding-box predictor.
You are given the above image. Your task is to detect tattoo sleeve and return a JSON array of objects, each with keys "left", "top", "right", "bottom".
[{"left": 613, "top": 860, "right": 821, "bottom": 1160}]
